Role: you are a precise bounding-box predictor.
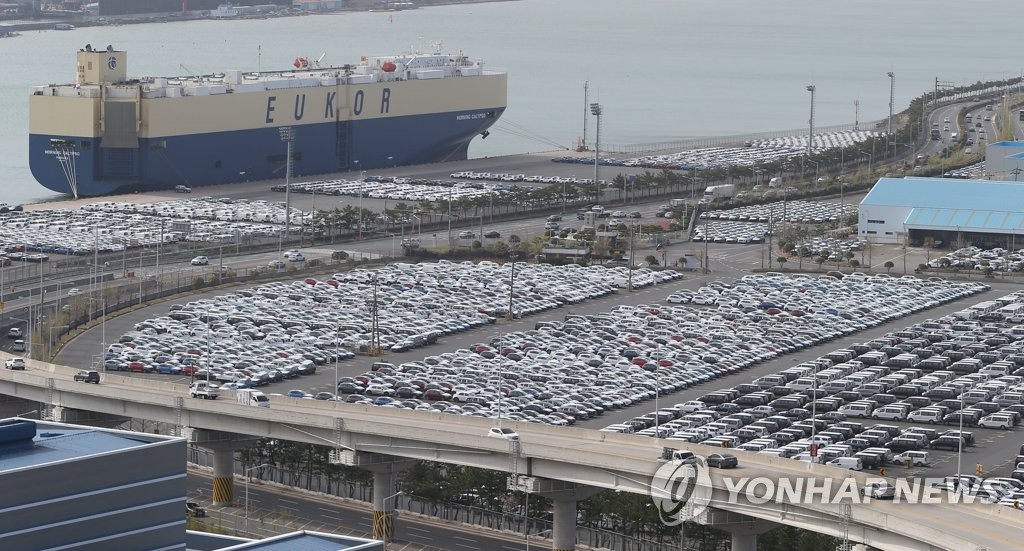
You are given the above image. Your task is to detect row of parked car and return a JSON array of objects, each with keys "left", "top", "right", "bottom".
[
  {"left": 0, "top": 199, "right": 295, "bottom": 257},
  {"left": 277, "top": 273, "right": 984, "bottom": 429},
  {"left": 107, "top": 262, "right": 670, "bottom": 382},
  {"left": 702, "top": 200, "right": 856, "bottom": 225},
  {"left": 604, "top": 288, "right": 1024, "bottom": 506}
]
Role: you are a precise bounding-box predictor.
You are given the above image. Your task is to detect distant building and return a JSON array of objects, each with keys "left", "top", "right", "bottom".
[
  {"left": 985, "top": 141, "right": 1024, "bottom": 180},
  {"left": 96, "top": 0, "right": 290, "bottom": 16},
  {"left": 0, "top": 417, "right": 383, "bottom": 550},
  {"left": 0, "top": 418, "right": 186, "bottom": 549},
  {"left": 293, "top": 0, "right": 344, "bottom": 10},
  {"left": 858, "top": 177, "right": 1024, "bottom": 247}
]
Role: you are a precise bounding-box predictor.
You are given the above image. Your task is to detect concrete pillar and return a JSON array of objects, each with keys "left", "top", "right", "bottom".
[
  {"left": 694, "top": 508, "right": 775, "bottom": 551},
  {"left": 730, "top": 532, "right": 757, "bottom": 551},
  {"left": 509, "top": 477, "right": 601, "bottom": 551},
  {"left": 183, "top": 428, "right": 259, "bottom": 507},
  {"left": 371, "top": 469, "right": 395, "bottom": 541},
  {"left": 211, "top": 447, "right": 235, "bottom": 506},
  {"left": 551, "top": 496, "right": 577, "bottom": 551}
]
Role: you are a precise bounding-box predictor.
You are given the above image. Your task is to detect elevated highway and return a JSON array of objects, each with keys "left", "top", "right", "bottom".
[{"left": 1, "top": 356, "right": 1022, "bottom": 551}]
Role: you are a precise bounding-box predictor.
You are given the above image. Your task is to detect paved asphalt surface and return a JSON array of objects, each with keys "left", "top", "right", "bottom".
[
  {"left": 7, "top": 94, "right": 1024, "bottom": 546},
  {"left": 188, "top": 470, "right": 541, "bottom": 551}
]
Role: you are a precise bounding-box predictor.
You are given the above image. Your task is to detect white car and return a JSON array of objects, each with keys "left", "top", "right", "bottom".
[
  {"left": 190, "top": 256, "right": 209, "bottom": 266},
  {"left": 979, "top": 413, "right": 1015, "bottom": 430},
  {"left": 67, "top": 288, "right": 82, "bottom": 296},
  {"left": 487, "top": 427, "right": 519, "bottom": 441},
  {"left": 893, "top": 450, "right": 931, "bottom": 467}
]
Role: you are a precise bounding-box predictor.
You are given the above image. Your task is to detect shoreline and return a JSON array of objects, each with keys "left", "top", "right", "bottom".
[{"left": 0, "top": 0, "right": 521, "bottom": 33}]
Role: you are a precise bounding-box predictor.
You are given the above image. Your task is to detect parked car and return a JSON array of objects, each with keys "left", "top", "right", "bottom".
[{"left": 190, "top": 256, "right": 209, "bottom": 266}]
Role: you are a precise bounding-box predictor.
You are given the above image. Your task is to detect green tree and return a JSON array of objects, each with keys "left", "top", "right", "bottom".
[
  {"left": 850, "top": 259, "right": 861, "bottom": 269},
  {"left": 883, "top": 260, "right": 895, "bottom": 273},
  {"left": 816, "top": 254, "right": 828, "bottom": 270},
  {"left": 776, "top": 256, "right": 788, "bottom": 269},
  {"left": 644, "top": 255, "right": 658, "bottom": 266}
]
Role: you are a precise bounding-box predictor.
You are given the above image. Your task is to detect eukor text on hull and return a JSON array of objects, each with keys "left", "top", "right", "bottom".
[{"left": 29, "top": 45, "right": 507, "bottom": 197}]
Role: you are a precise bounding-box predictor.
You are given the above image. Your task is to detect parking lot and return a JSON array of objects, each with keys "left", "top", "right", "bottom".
[{"left": 53, "top": 258, "right": 1024, "bottom": 501}]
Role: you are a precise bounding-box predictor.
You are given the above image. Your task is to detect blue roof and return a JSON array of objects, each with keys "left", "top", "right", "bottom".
[
  {"left": 905, "top": 208, "right": 1024, "bottom": 232},
  {"left": 989, "top": 141, "right": 1024, "bottom": 147},
  {"left": 204, "top": 531, "right": 379, "bottom": 551},
  {"left": 861, "top": 177, "right": 1024, "bottom": 209},
  {"left": 0, "top": 421, "right": 160, "bottom": 472}
]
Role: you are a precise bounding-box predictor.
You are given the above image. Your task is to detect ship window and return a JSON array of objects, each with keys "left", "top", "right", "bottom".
[
  {"left": 214, "top": 160, "right": 222, "bottom": 169},
  {"left": 88, "top": 62, "right": 93, "bottom": 70}
]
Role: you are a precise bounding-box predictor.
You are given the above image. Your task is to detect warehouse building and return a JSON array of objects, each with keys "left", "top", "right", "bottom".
[
  {"left": 985, "top": 141, "right": 1024, "bottom": 179},
  {"left": 0, "top": 417, "right": 382, "bottom": 550},
  {"left": 858, "top": 177, "right": 1024, "bottom": 247}
]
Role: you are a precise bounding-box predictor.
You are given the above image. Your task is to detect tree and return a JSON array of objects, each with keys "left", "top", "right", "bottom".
[
  {"left": 816, "top": 254, "right": 828, "bottom": 270},
  {"left": 850, "top": 259, "right": 861, "bottom": 269},
  {"left": 776, "top": 256, "right": 787, "bottom": 269},
  {"left": 644, "top": 255, "right": 658, "bottom": 266},
  {"left": 883, "top": 260, "right": 895, "bottom": 273}
]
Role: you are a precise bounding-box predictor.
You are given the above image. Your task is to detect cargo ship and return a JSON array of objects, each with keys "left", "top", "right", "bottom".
[{"left": 29, "top": 45, "right": 507, "bottom": 197}]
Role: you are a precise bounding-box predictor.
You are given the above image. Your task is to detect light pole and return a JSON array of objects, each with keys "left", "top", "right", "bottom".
[
  {"left": 590, "top": 103, "right": 602, "bottom": 204},
  {"left": 278, "top": 127, "right": 294, "bottom": 253},
  {"left": 838, "top": 181, "right": 847, "bottom": 231},
  {"left": 47, "top": 324, "right": 69, "bottom": 359},
  {"left": 244, "top": 463, "right": 272, "bottom": 533},
  {"left": 87, "top": 297, "right": 106, "bottom": 368},
  {"left": 806, "top": 85, "right": 816, "bottom": 157},
  {"left": 507, "top": 253, "right": 517, "bottom": 321},
  {"left": 381, "top": 491, "right": 403, "bottom": 549},
  {"left": 447, "top": 185, "right": 454, "bottom": 253},
  {"left": 887, "top": 72, "right": 896, "bottom": 156}
]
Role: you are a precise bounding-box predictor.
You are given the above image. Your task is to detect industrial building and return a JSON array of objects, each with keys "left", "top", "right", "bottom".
[
  {"left": 0, "top": 417, "right": 187, "bottom": 549},
  {"left": 858, "top": 177, "right": 1024, "bottom": 247},
  {"left": 984, "top": 140, "right": 1024, "bottom": 179},
  {"left": 0, "top": 417, "right": 382, "bottom": 550}
]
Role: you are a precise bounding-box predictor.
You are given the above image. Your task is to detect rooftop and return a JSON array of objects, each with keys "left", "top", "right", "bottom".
[
  {"left": 0, "top": 418, "right": 172, "bottom": 473},
  {"left": 188, "top": 530, "right": 380, "bottom": 551},
  {"left": 860, "top": 177, "right": 1024, "bottom": 210}
]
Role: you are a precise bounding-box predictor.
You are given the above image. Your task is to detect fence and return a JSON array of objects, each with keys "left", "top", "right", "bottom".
[{"left": 185, "top": 448, "right": 696, "bottom": 551}]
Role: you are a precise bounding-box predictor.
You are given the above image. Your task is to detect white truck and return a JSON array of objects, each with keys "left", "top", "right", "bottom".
[
  {"left": 701, "top": 184, "right": 735, "bottom": 202},
  {"left": 669, "top": 198, "right": 688, "bottom": 208},
  {"left": 189, "top": 381, "right": 220, "bottom": 400},
  {"left": 236, "top": 388, "right": 270, "bottom": 408}
]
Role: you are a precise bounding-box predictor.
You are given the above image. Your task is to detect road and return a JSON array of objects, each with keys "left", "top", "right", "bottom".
[{"left": 187, "top": 470, "right": 543, "bottom": 550}]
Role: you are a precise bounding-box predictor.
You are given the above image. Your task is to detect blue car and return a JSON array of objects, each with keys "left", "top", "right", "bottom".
[
  {"left": 156, "top": 364, "right": 182, "bottom": 375},
  {"left": 286, "top": 389, "right": 309, "bottom": 399}
]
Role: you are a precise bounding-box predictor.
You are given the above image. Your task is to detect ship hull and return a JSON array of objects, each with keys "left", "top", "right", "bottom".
[
  {"left": 29, "top": 107, "right": 504, "bottom": 195},
  {"left": 30, "top": 52, "right": 507, "bottom": 197}
]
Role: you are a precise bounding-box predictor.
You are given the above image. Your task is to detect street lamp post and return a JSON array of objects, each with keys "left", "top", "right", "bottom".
[
  {"left": 806, "top": 85, "right": 816, "bottom": 157},
  {"left": 244, "top": 463, "right": 272, "bottom": 533},
  {"left": 381, "top": 491, "right": 404, "bottom": 549},
  {"left": 888, "top": 72, "right": 896, "bottom": 158},
  {"left": 507, "top": 253, "right": 518, "bottom": 321},
  {"left": 590, "top": 103, "right": 602, "bottom": 203},
  {"left": 47, "top": 324, "right": 69, "bottom": 360},
  {"left": 279, "top": 127, "right": 294, "bottom": 253}
]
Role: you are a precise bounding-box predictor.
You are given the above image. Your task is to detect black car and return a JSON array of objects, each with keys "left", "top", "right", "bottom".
[
  {"left": 73, "top": 370, "right": 100, "bottom": 384},
  {"left": 706, "top": 453, "right": 738, "bottom": 468},
  {"left": 185, "top": 501, "right": 206, "bottom": 517},
  {"left": 483, "top": 230, "right": 501, "bottom": 239},
  {"left": 930, "top": 435, "right": 966, "bottom": 450}
]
